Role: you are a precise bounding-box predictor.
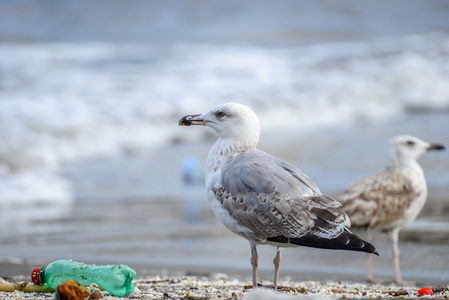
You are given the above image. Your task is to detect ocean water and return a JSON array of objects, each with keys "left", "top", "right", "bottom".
[
  {"left": 0, "top": 0, "right": 448, "bottom": 281},
  {"left": 1, "top": 33, "right": 448, "bottom": 205}
]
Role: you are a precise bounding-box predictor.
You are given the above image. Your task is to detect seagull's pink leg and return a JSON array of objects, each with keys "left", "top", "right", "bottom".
[
  {"left": 250, "top": 242, "right": 258, "bottom": 289},
  {"left": 366, "top": 253, "right": 384, "bottom": 283},
  {"left": 391, "top": 230, "right": 414, "bottom": 285},
  {"left": 273, "top": 247, "right": 282, "bottom": 291}
]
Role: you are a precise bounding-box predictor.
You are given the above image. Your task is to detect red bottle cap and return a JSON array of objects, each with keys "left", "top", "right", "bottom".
[{"left": 31, "top": 268, "right": 42, "bottom": 285}]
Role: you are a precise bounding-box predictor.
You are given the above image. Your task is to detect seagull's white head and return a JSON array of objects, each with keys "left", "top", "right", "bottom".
[
  {"left": 387, "top": 135, "right": 444, "bottom": 167},
  {"left": 179, "top": 102, "right": 261, "bottom": 150}
]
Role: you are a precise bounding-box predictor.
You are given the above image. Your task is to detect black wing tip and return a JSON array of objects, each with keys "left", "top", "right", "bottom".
[
  {"left": 362, "top": 240, "right": 379, "bottom": 256},
  {"left": 348, "top": 231, "right": 379, "bottom": 256},
  {"left": 267, "top": 231, "right": 378, "bottom": 255}
]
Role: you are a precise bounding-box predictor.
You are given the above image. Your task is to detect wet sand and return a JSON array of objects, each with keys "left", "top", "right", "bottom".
[{"left": 1, "top": 196, "right": 449, "bottom": 285}]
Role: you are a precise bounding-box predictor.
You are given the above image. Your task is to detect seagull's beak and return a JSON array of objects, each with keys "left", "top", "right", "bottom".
[
  {"left": 427, "top": 143, "right": 445, "bottom": 151},
  {"left": 179, "top": 114, "right": 205, "bottom": 126}
]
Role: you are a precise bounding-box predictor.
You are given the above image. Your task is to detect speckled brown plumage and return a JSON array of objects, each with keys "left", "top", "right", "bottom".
[{"left": 339, "top": 168, "right": 422, "bottom": 232}]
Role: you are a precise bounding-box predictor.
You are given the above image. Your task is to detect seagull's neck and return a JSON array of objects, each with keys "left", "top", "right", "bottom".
[
  {"left": 206, "top": 137, "right": 256, "bottom": 175},
  {"left": 214, "top": 137, "right": 256, "bottom": 154},
  {"left": 387, "top": 159, "right": 425, "bottom": 182},
  {"left": 387, "top": 157, "right": 422, "bottom": 171}
]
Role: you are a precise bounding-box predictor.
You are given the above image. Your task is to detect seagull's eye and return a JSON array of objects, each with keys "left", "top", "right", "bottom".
[
  {"left": 215, "top": 111, "right": 226, "bottom": 118},
  {"left": 406, "top": 140, "right": 415, "bottom": 146}
]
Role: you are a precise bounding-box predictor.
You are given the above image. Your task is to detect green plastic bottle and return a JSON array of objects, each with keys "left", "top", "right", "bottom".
[{"left": 31, "top": 259, "right": 136, "bottom": 297}]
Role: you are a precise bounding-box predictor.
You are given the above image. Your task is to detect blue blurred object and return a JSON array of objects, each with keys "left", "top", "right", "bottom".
[{"left": 183, "top": 157, "right": 199, "bottom": 185}]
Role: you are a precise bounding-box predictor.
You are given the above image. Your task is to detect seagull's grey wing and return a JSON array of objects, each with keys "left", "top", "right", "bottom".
[
  {"left": 338, "top": 168, "right": 420, "bottom": 230},
  {"left": 223, "top": 149, "right": 321, "bottom": 196},
  {"left": 216, "top": 150, "right": 349, "bottom": 241}
]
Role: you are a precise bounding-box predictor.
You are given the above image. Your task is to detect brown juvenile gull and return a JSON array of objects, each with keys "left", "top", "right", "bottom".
[
  {"left": 179, "top": 102, "right": 377, "bottom": 290},
  {"left": 338, "top": 135, "right": 445, "bottom": 285}
]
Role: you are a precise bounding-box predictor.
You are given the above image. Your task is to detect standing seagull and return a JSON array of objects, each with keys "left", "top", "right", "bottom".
[
  {"left": 179, "top": 103, "right": 377, "bottom": 290},
  {"left": 338, "top": 135, "right": 444, "bottom": 285}
]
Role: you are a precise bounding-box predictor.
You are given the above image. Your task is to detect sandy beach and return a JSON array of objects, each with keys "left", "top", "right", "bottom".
[
  {"left": 1, "top": 273, "right": 449, "bottom": 299},
  {"left": 1, "top": 205, "right": 449, "bottom": 299}
]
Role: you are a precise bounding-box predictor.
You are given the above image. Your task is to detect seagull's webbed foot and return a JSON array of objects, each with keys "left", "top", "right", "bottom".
[
  {"left": 394, "top": 278, "right": 415, "bottom": 286},
  {"left": 366, "top": 276, "right": 385, "bottom": 284}
]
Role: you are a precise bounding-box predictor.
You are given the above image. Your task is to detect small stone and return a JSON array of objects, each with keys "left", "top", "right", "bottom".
[{"left": 87, "top": 291, "right": 103, "bottom": 299}]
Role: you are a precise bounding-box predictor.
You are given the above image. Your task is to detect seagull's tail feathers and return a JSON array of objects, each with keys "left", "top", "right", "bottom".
[{"left": 267, "top": 229, "right": 378, "bottom": 255}]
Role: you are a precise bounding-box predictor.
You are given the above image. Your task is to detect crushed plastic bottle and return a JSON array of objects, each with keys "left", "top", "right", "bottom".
[{"left": 31, "top": 259, "right": 136, "bottom": 297}]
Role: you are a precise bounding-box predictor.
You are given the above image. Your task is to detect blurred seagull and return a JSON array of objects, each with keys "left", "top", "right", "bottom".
[
  {"left": 338, "top": 135, "right": 444, "bottom": 285},
  {"left": 179, "top": 102, "right": 377, "bottom": 290}
]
